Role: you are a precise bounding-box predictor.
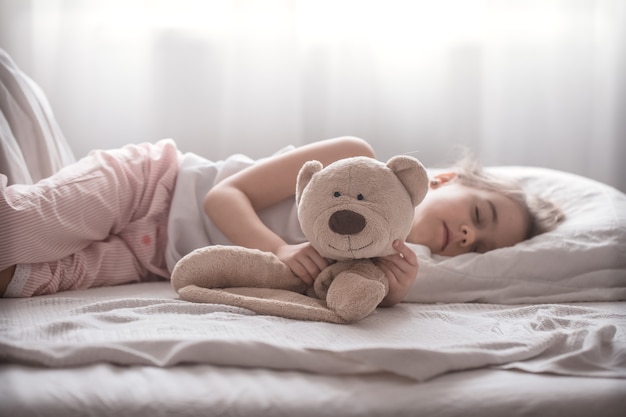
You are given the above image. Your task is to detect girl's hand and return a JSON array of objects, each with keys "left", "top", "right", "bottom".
[
  {"left": 275, "top": 242, "right": 330, "bottom": 286},
  {"left": 373, "top": 240, "right": 418, "bottom": 307}
]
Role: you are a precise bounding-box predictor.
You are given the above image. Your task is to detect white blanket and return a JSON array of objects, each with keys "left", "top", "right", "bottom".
[{"left": 1, "top": 282, "right": 624, "bottom": 382}]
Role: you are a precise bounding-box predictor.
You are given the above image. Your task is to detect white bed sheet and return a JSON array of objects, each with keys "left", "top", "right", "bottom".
[
  {"left": 1, "top": 282, "right": 625, "bottom": 382},
  {"left": 1, "top": 282, "right": 625, "bottom": 417}
]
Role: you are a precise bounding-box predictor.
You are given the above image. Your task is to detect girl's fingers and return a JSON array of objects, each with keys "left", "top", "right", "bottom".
[
  {"left": 378, "top": 253, "right": 410, "bottom": 274},
  {"left": 305, "top": 247, "right": 330, "bottom": 271},
  {"left": 298, "top": 256, "right": 322, "bottom": 283},
  {"left": 375, "top": 260, "right": 391, "bottom": 276},
  {"left": 393, "top": 240, "right": 417, "bottom": 265},
  {"left": 289, "top": 261, "right": 313, "bottom": 285},
  {"left": 374, "top": 259, "right": 401, "bottom": 284}
]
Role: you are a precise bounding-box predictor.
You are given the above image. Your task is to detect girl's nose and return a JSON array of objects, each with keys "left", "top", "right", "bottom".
[{"left": 460, "top": 225, "right": 476, "bottom": 247}]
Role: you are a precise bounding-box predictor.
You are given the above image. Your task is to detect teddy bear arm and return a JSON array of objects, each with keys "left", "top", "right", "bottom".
[{"left": 171, "top": 245, "right": 308, "bottom": 293}]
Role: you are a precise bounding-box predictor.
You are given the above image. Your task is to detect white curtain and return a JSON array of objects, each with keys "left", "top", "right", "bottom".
[{"left": 1, "top": 0, "right": 624, "bottom": 191}]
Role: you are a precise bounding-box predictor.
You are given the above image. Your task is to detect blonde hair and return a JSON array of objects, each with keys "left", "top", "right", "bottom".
[{"left": 450, "top": 155, "right": 565, "bottom": 240}]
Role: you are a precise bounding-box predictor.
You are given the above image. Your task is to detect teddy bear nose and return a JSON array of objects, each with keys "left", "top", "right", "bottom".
[{"left": 329, "top": 210, "right": 366, "bottom": 235}]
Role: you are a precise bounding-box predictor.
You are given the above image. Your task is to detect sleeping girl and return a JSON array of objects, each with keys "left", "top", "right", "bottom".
[
  {"left": 0, "top": 48, "right": 563, "bottom": 303},
  {"left": 0, "top": 136, "right": 563, "bottom": 303}
]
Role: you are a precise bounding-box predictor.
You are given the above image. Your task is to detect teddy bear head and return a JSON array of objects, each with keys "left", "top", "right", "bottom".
[{"left": 295, "top": 155, "right": 429, "bottom": 261}]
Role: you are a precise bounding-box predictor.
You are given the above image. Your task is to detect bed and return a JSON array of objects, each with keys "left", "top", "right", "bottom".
[
  {"left": 1, "top": 283, "right": 625, "bottom": 417},
  {"left": 1, "top": 49, "right": 626, "bottom": 417}
]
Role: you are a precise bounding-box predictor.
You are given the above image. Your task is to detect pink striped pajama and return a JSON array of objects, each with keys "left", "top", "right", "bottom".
[{"left": 0, "top": 139, "right": 180, "bottom": 297}]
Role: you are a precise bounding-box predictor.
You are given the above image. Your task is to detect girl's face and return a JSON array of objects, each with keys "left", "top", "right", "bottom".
[{"left": 407, "top": 174, "right": 529, "bottom": 257}]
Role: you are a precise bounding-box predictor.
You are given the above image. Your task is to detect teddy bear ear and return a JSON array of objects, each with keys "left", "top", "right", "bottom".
[
  {"left": 386, "top": 155, "right": 430, "bottom": 207},
  {"left": 296, "top": 160, "right": 324, "bottom": 205}
]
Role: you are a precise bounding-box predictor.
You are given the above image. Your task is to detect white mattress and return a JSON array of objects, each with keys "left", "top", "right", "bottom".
[
  {"left": 1, "top": 282, "right": 625, "bottom": 417},
  {"left": 2, "top": 363, "right": 625, "bottom": 417}
]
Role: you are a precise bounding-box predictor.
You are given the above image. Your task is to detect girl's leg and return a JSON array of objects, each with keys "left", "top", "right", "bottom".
[
  {"left": 0, "top": 140, "right": 180, "bottom": 271},
  {"left": 3, "top": 236, "right": 147, "bottom": 297},
  {"left": 1, "top": 139, "right": 180, "bottom": 296}
]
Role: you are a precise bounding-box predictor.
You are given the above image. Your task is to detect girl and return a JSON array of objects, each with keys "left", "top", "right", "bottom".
[{"left": 0, "top": 136, "right": 563, "bottom": 303}]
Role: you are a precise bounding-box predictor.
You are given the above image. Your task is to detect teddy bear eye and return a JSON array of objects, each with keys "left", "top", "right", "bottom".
[
  {"left": 333, "top": 191, "right": 341, "bottom": 198},
  {"left": 357, "top": 193, "right": 364, "bottom": 201}
]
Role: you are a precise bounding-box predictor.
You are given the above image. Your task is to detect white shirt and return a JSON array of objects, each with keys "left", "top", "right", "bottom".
[{"left": 165, "top": 148, "right": 305, "bottom": 273}]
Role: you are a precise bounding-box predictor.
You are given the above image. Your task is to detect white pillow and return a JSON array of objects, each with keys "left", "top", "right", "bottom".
[{"left": 405, "top": 167, "right": 626, "bottom": 304}]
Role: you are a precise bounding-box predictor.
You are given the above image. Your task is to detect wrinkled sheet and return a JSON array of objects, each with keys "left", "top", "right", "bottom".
[{"left": 1, "top": 282, "right": 624, "bottom": 382}]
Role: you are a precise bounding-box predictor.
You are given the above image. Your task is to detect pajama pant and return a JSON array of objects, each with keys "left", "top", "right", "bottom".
[{"left": 0, "top": 139, "right": 180, "bottom": 297}]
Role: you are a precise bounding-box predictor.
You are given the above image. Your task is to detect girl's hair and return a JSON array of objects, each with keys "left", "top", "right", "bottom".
[{"left": 449, "top": 155, "right": 565, "bottom": 240}]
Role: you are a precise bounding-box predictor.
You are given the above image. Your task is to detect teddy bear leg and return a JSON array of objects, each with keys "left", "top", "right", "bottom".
[{"left": 325, "top": 272, "right": 387, "bottom": 322}]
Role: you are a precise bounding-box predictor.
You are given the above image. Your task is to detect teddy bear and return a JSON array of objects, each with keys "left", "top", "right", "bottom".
[{"left": 171, "top": 154, "right": 429, "bottom": 323}]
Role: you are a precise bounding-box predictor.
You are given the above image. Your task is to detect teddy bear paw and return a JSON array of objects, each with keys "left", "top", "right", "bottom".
[{"left": 326, "top": 272, "right": 387, "bottom": 322}]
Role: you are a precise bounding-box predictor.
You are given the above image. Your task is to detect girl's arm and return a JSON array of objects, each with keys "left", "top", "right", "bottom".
[{"left": 204, "top": 136, "right": 376, "bottom": 284}]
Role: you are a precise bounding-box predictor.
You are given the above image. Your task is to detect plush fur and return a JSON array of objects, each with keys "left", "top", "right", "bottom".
[{"left": 171, "top": 155, "right": 428, "bottom": 323}]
